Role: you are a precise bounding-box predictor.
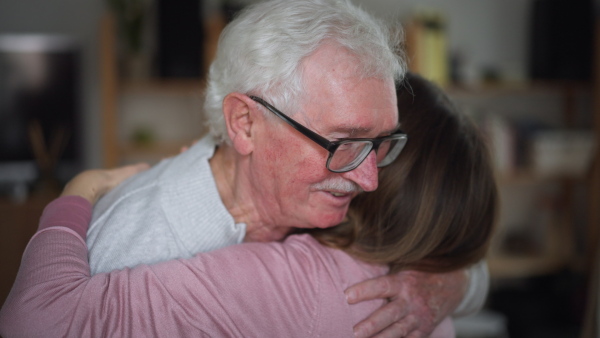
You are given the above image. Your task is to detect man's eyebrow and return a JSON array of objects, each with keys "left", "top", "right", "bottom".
[{"left": 333, "top": 123, "right": 402, "bottom": 137}]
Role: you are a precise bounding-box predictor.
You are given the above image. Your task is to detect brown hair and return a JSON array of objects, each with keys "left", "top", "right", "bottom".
[{"left": 309, "top": 73, "right": 498, "bottom": 273}]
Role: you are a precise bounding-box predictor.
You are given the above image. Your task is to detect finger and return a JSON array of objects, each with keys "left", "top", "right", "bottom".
[
  {"left": 353, "top": 302, "right": 409, "bottom": 338},
  {"left": 371, "top": 318, "right": 420, "bottom": 338},
  {"left": 345, "top": 275, "right": 395, "bottom": 304},
  {"left": 179, "top": 139, "right": 199, "bottom": 154},
  {"left": 107, "top": 163, "right": 149, "bottom": 186},
  {"left": 103, "top": 163, "right": 150, "bottom": 194},
  {"left": 61, "top": 163, "right": 150, "bottom": 204},
  {"left": 405, "top": 332, "right": 426, "bottom": 338}
]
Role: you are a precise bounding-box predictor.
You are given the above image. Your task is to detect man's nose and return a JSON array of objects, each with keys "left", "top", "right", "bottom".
[{"left": 342, "top": 151, "right": 379, "bottom": 192}]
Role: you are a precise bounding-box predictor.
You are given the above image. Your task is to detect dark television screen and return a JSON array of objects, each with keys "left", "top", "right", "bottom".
[{"left": 0, "top": 34, "right": 82, "bottom": 195}]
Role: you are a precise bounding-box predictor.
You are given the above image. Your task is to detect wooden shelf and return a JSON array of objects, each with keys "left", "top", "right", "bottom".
[
  {"left": 121, "top": 79, "right": 206, "bottom": 95},
  {"left": 488, "top": 254, "right": 570, "bottom": 279},
  {"left": 118, "top": 141, "right": 195, "bottom": 162},
  {"left": 446, "top": 80, "right": 592, "bottom": 97},
  {"left": 100, "top": 12, "right": 207, "bottom": 168},
  {"left": 495, "top": 169, "right": 589, "bottom": 185},
  {"left": 488, "top": 214, "right": 575, "bottom": 279}
]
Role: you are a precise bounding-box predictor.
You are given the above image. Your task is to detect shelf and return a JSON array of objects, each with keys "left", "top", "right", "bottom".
[
  {"left": 119, "top": 141, "right": 192, "bottom": 159},
  {"left": 488, "top": 218, "right": 574, "bottom": 279},
  {"left": 488, "top": 253, "right": 571, "bottom": 279},
  {"left": 495, "top": 169, "right": 589, "bottom": 185},
  {"left": 120, "top": 79, "right": 206, "bottom": 95},
  {"left": 488, "top": 220, "right": 586, "bottom": 279},
  {"left": 445, "top": 80, "right": 591, "bottom": 97},
  {"left": 109, "top": 138, "right": 205, "bottom": 165},
  {"left": 99, "top": 13, "right": 207, "bottom": 168}
]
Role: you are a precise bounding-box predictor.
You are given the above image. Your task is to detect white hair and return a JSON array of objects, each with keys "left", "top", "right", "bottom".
[{"left": 203, "top": 0, "right": 407, "bottom": 144}]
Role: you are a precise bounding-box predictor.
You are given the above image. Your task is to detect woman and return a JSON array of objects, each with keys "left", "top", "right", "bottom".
[{"left": 0, "top": 74, "right": 497, "bottom": 337}]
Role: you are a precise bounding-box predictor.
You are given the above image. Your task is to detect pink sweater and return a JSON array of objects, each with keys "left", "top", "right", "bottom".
[{"left": 0, "top": 196, "right": 454, "bottom": 337}]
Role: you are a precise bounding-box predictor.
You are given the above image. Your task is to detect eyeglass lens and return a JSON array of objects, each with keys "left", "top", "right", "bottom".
[{"left": 328, "top": 138, "right": 404, "bottom": 172}]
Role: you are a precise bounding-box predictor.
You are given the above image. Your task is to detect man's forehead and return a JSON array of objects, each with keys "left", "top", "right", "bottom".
[
  {"left": 303, "top": 104, "right": 399, "bottom": 137},
  {"left": 298, "top": 50, "right": 399, "bottom": 136}
]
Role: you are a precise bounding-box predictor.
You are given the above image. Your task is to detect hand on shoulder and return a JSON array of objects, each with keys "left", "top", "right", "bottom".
[{"left": 61, "top": 163, "right": 150, "bottom": 205}]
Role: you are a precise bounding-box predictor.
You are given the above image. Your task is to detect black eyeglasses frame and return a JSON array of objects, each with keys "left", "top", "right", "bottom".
[{"left": 249, "top": 95, "right": 407, "bottom": 173}]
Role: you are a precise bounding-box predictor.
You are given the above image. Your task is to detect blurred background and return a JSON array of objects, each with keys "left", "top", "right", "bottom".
[{"left": 0, "top": 0, "right": 599, "bottom": 337}]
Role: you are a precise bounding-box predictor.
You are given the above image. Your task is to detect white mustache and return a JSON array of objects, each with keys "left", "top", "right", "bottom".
[{"left": 313, "top": 178, "right": 363, "bottom": 194}]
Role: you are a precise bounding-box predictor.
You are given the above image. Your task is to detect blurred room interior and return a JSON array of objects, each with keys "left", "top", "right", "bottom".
[{"left": 0, "top": 0, "right": 599, "bottom": 337}]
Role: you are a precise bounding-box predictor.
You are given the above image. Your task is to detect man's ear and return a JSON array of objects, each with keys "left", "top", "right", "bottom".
[{"left": 222, "top": 93, "right": 257, "bottom": 156}]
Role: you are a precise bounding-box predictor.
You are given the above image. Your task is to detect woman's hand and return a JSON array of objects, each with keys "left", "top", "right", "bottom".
[
  {"left": 61, "top": 163, "right": 150, "bottom": 205},
  {"left": 346, "top": 269, "right": 468, "bottom": 338}
]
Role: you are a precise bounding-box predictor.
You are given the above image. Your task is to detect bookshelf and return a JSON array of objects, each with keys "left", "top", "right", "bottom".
[
  {"left": 99, "top": 13, "right": 208, "bottom": 168},
  {"left": 404, "top": 6, "right": 596, "bottom": 277},
  {"left": 443, "top": 81, "right": 596, "bottom": 279}
]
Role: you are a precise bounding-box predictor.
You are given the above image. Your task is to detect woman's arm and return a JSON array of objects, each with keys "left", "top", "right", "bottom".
[
  {"left": 346, "top": 263, "right": 487, "bottom": 337},
  {"left": 0, "top": 196, "right": 389, "bottom": 337},
  {"left": 0, "top": 166, "right": 454, "bottom": 337}
]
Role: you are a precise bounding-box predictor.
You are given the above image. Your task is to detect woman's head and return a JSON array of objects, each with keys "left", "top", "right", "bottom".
[
  {"left": 312, "top": 73, "right": 498, "bottom": 273},
  {"left": 203, "top": 0, "right": 406, "bottom": 144}
]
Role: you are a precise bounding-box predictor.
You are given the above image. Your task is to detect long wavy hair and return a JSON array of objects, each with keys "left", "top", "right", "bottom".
[{"left": 309, "top": 73, "right": 498, "bottom": 273}]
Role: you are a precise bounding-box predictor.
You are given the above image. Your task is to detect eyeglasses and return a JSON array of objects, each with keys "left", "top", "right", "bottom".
[{"left": 249, "top": 95, "right": 407, "bottom": 173}]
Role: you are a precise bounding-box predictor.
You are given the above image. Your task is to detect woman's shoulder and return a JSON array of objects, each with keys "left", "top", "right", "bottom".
[{"left": 162, "top": 233, "right": 387, "bottom": 336}]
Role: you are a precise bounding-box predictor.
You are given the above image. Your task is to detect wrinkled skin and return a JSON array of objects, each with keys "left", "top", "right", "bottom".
[{"left": 346, "top": 269, "right": 468, "bottom": 338}]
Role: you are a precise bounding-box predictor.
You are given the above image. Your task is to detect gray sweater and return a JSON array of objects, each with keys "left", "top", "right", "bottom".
[{"left": 87, "top": 136, "right": 246, "bottom": 274}]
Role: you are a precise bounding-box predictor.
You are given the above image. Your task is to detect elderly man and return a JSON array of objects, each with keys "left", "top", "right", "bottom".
[{"left": 88, "top": 0, "right": 488, "bottom": 336}]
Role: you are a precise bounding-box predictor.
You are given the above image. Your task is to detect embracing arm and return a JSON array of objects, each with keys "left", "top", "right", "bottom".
[
  {"left": 0, "top": 196, "right": 390, "bottom": 337},
  {"left": 0, "top": 165, "right": 461, "bottom": 338},
  {"left": 345, "top": 263, "right": 489, "bottom": 338}
]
